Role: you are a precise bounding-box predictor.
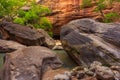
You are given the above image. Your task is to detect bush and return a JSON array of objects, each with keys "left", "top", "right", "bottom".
[
  {"left": 13, "top": 18, "right": 25, "bottom": 25},
  {"left": 81, "top": 0, "right": 92, "bottom": 8},
  {"left": 104, "top": 12, "right": 120, "bottom": 23},
  {"left": 13, "top": 1, "right": 53, "bottom": 36},
  {"left": 94, "top": 3, "right": 106, "bottom": 12},
  {"left": 0, "top": 0, "right": 25, "bottom": 20}
]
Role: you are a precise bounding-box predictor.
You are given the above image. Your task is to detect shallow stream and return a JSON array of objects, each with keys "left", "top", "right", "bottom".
[
  {"left": 0, "top": 53, "right": 4, "bottom": 69},
  {"left": 54, "top": 50, "right": 77, "bottom": 69}
]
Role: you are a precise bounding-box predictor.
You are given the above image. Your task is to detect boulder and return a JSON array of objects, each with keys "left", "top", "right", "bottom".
[
  {"left": 38, "top": 29, "right": 55, "bottom": 49},
  {"left": 0, "top": 39, "right": 26, "bottom": 53},
  {"left": 0, "top": 21, "right": 45, "bottom": 46},
  {"left": 60, "top": 18, "right": 120, "bottom": 67},
  {"left": 0, "top": 46, "right": 62, "bottom": 80}
]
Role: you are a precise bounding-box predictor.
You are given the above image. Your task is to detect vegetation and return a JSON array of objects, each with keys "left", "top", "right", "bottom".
[
  {"left": 104, "top": 12, "right": 120, "bottom": 23},
  {"left": 93, "top": 0, "right": 108, "bottom": 18},
  {"left": 94, "top": 0, "right": 120, "bottom": 22},
  {"left": 0, "top": 0, "right": 25, "bottom": 20},
  {"left": 81, "top": 0, "right": 120, "bottom": 23},
  {"left": 81, "top": 0, "right": 92, "bottom": 8},
  {"left": 0, "top": 0, "right": 53, "bottom": 36}
]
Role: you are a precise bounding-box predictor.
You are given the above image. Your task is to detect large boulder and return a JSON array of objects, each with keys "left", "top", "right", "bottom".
[
  {"left": 0, "top": 21, "right": 45, "bottom": 46},
  {"left": 0, "top": 46, "right": 62, "bottom": 80},
  {"left": 0, "top": 39, "right": 26, "bottom": 53},
  {"left": 60, "top": 18, "right": 120, "bottom": 67}
]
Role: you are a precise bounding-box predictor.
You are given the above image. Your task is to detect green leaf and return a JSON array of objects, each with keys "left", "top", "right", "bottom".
[{"left": 13, "top": 18, "right": 25, "bottom": 25}]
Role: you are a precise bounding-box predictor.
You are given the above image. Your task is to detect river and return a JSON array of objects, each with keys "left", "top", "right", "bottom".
[{"left": 0, "top": 53, "right": 4, "bottom": 69}]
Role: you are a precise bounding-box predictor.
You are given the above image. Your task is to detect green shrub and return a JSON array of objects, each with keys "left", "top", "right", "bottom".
[
  {"left": 81, "top": 0, "right": 92, "bottom": 8},
  {"left": 0, "top": 0, "right": 25, "bottom": 20},
  {"left": 39, "top": 17, "right": 52, "bottom": 29},
  {"left": 13, "top": 1, "right": 53, "bottom": 36},
  {"left": 94, "top": 3, "right": 106, "bottom": 12},
  {"left": 104, "top": 12, "right": 120, "bottom": 23},
  {"left": 13, "top": 18, "right": 25, "bottom": 25}
]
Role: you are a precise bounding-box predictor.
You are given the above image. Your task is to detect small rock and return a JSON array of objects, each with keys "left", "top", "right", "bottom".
[
  {"left": 113, "top": 70, "right": 120, "bottom": 80},
  {"left": 71, "top": 66, "right": 84, "bottom": 76},
  {"left": 85, "top": 71, "right": 94, "bottom": 76},
  {"left": 53, "top": 40, "right": 63, "bottom": 50},
  {"left": 90, "top": 61, "right": 102, "bottom": 69},
  {"left": 54, "top": 74, "right": 71, "bottom": 80},
  {"left": 76, "top": 71, "right": 85, "bottom": 79},
  {"left": 64, "top": 71, "right": 72, "bottom": 77},
  {"left": 96, "top": 66, "right": 114, "bottom": 80},
  {"left": 111, "top": 66, "right": 120, "bottom": 72}
]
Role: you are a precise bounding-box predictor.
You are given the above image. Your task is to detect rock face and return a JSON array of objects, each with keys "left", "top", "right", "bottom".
[
  {"left": 60, "top": 18, "right": 120, "bottom": 67},
  {"left": 0, "top": 46, "right": 62, "bottom": 80},
  {"left": 0, "top": 39, "right": 26, "bottom": 53},
  {"left": 0, "top": 21, "right": 45, "bottom": 46},
  {"left": 41, "top": 0, "right": 120, "bottom": 35}
]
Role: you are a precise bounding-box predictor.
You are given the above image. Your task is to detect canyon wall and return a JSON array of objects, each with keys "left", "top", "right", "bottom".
[{"left": 41, "top": 0, "right": 120, "bottom": 35}]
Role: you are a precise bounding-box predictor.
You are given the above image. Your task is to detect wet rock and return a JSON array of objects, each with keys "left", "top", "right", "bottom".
[
  {"left": 0, "top": 39, "right": 26, "bottom": 53},
  {"left": 0, "top": 46, "right": 62, "bottom": 80},
  {"left": 60, "top": 18, "right": 120, "bottom": 67},
  {"left": 38, "top": 29, "right": 55, "bottom": 48},
  {"left": 0, "top": 21, "right": 45, "bottom": 46}
]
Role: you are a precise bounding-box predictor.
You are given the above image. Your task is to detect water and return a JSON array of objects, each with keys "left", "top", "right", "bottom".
[
  {"left": 54, "top": 50, "right": 77, "bottom": 69},
  {"left": 0, "top": 53, "right": 4, "bottom": 69}
]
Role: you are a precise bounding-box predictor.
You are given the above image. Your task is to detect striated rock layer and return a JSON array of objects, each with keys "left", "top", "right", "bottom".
[
  {"left": 0, "top": 21, "right": 45, "bottom": 46},
  {"left": 0, "top": 21, "right": 55, "bottom": 48},
  {"left": 41, "top": 0, "right": 120, "bottom": 35},
  {"left": 60, "top": 18, "right": 120, "bottom": 67}
]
